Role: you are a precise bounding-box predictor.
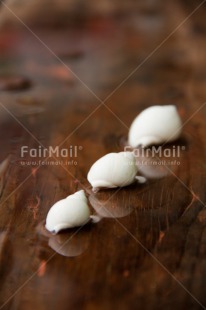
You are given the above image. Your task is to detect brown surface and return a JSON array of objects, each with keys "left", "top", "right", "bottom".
[{"left": 0, "top": 2, "right": 206, "bottom": 310}]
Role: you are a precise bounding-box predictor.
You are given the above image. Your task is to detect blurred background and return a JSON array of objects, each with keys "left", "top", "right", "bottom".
[{"left": 0, "top": 0, "right": 205, "bottom": 29}]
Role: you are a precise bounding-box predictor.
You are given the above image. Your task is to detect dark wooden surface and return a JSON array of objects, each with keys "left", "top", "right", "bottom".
[{"left": 0, "top": 2, "right": 206, "bottom": 310}]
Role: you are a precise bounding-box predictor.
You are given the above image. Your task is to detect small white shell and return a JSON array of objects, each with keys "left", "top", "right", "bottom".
[
  {"left": 128, "top": 105, "right": 182, "bottom": 148},
  {"left": 45, "top": 190, "right": 90, "bottom": 234},
  {"left": 87, "top": 152, "right": 138, "bottom": 191}
]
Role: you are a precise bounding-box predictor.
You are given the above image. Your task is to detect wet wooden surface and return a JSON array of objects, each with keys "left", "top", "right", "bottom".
[{"left": 0, "top": 2, "right": 206, "bottom": 310}]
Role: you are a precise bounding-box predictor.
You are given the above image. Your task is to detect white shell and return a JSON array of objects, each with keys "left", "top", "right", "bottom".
[
  {"left": 45, "top": 190, "right": 90, "bottom": 234},
  {"left": 128, "top": 105, "right": 182, "bottom": 148},
  {"left": 87, "top": 152, "right": 138, "bottom": 191}
]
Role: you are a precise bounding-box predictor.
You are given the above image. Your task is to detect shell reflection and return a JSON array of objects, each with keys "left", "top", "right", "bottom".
[
  {"left": 36, "top": 221, "right": 89, "bottom": 257},
  {"left": 133, "top": 143, "right": 185, "bottom": 179},
  {"left": 48, "top": 230, "right": 89, "bottom": 257},
  {"left": 89, "top": 189, "right": 136, "bottom": 219}
]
